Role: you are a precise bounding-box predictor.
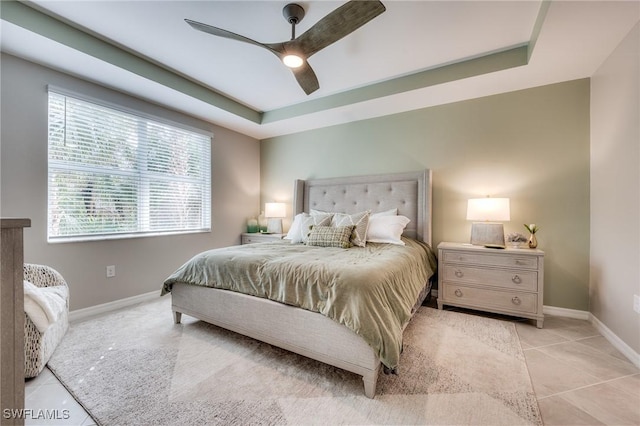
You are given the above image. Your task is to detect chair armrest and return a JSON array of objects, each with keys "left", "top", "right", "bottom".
[{"left": 23, "top": 263, "right": 68, "bottom": 289}]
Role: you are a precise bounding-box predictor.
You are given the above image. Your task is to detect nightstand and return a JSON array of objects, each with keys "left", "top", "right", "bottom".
[
  {"left": 241, "top": 233, "right": 285, "bottom": 245},
  {"left": 437, "top": 242, "right": 545, "bottom": 328}
]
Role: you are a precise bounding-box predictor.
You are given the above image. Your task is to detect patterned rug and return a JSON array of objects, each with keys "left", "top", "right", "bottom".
[{"left": 48, "top": 297, "right": 541, "bottom": 425}]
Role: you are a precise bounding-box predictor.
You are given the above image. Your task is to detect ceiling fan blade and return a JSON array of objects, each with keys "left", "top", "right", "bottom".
[
  {"left": 293, "top": 0, "right": 386, "bottom": 58},
  {"left": 291, "top": 60, "right": 320, "bottom": 95},
  {"left": 185, "top": 19, "right": 281, "bottom": 56}
]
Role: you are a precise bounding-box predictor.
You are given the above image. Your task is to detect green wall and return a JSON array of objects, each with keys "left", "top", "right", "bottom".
[{"left": 261, "top": 79, "right": 590, "bottom": 311}]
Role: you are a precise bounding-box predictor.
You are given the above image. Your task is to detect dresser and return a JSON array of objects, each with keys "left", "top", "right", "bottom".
[
  {"left": 437, "top": 242, "right": 544, "bottom": 328},
  {"left": 1, "top": 218, "right": 30, "bottom": 426},
  {"left": 241, "top": 233, "right": 285, "bottom": 245}
]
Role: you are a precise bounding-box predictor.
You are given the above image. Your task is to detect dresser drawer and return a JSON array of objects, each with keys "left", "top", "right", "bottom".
[
  {"left": 442, "top": 265, "right": 538, "bottom": 292},
  {"left": 442, "top": 283, "right": 538, "bottom": 314},
  {"left": 443, "top": 251, "right": 538, "bottom": 269},
  {"left": 242, "top": 233, "right": 284, "bottom": 244},
  {"left": 242, "top": 235, "right": 268, "bottom": 244}
]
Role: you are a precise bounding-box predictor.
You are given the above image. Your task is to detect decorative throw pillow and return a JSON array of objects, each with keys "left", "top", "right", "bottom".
[
  {"left": 288, "top": 212, "right": 333, "bottom": 244},
  {"left": 306, "top": 225, "right": 354, "bottom": 249},
  {"left": 366, "top": 215, "right": 411, "bottom": 246},
  {"left": 331, "top": 210, "right": 371, "bottom": 247}
]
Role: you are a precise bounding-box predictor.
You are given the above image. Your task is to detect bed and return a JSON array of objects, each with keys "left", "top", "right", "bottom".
[{"left": 162, "top": 170, "right": 434, "bottom": 398}]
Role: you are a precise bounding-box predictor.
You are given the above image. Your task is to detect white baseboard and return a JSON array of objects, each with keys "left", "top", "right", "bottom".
[
  {"left": 543, "top": 305, "right": 590, "bottom": 320},
  {"left": 69, "top": 290, "right": 160, "bottom": 323},
  {"left": 590, "top": 314, "right": 640, "bottom": 369}
]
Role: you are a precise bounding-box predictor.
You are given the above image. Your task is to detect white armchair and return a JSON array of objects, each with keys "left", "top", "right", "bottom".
[{"left": 23, "top": 263, "right": 69, "bottom": 378}]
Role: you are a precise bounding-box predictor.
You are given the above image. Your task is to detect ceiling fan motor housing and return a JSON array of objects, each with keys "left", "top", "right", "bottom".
[{"left": 283, "top": 3, "right": 305, "bottom": 24}]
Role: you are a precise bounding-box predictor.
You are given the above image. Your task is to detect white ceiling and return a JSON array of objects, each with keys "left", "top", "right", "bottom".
[{"left": 2, "top": 1, "right": 639, "bottom": 139}]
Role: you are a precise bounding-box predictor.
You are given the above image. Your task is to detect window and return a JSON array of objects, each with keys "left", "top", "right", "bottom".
[{"left": 47, "top": 88, "right": 211, "bottom": 242}]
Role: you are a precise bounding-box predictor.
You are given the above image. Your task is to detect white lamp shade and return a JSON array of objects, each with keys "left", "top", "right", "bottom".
[
  {"left": 265, "top": 202, "right": 286, "bottom": 218},
  {"left": 466, "top": 198, "right": 510, "bottom": 222}
]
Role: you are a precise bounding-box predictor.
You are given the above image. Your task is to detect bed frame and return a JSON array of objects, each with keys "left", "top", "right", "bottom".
[{"left": 171, "top": 170, "right": 432, "bottom": 398}]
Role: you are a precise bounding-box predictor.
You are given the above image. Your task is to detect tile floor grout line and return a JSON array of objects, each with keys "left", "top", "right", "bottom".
[
  {"left": 522, "top": 340, "right": 575, "bottom": 351},
  {"left": 536, "top": 372, "right": 640, "bottom": 401},
  {"left": 572, "top": 337, "right": 639, "bottom": 367},
  {"left": 523, "top": 347, "right": 605, "bottom": 390},
  {"left": 543, "top": 340, "right": 639, "bottom": 370},
  {"left": 541, "top": 327, "right": 600, "bottom": 342},
  {"left": 526, "top": 337, "right": 636, "bottom": 368}
]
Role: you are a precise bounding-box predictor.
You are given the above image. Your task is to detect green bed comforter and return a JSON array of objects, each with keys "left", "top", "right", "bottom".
[{"left": 162, "top": 238, "right": 436, "bottom": 369}]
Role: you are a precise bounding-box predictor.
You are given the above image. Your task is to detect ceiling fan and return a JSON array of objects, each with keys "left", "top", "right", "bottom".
[{"left": 185, "top": 1, "right": 386, "bottom": 95}]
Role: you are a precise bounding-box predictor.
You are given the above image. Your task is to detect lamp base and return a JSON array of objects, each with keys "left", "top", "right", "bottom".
[
  {"left": 267, "top": 218, "right": 283, "bottom": 234},
  {"left": 470, "top": 222, "right": 505, "bottom": 247}
]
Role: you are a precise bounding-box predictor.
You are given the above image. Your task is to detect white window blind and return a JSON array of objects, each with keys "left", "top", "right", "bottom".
[{"left": 47, "top": 89, "right": 211, "bottom": 242}]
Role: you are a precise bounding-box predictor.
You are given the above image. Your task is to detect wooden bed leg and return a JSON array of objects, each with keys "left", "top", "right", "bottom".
[
  {"left": 362, "top": 371, "right": 378, "bottom": 399},
  {"left": 173, "top": 311, "right": 182, "bottom": 324}
]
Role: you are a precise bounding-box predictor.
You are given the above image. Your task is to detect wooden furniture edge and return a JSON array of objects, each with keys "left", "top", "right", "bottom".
[{"left": 1, "top": 218, "right": 31, "bottom": 426}]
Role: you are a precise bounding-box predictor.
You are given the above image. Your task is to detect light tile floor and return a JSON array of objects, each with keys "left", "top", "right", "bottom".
[
  {"left": 517, "top": 316, "right": 640, "bottom": 425},
  {"left": 24, "top": 368, "right": 94, "bottom": 426},
  {"left": 24, "top": 309, "right": 639, "bottom": 425}
]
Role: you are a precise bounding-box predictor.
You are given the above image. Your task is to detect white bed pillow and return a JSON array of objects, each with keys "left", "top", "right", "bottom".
[
  {"left": 286, "top": 212, "right": 333, "bottom": 244},
  {"left": 371, "top": 208, "right": 398, "bottom": 217},
  {"left": 284, "top": 213, "right": 304, "bottom": 240},
  {"left": 366, "top": 215, "right": 411, "bottom": 246}
]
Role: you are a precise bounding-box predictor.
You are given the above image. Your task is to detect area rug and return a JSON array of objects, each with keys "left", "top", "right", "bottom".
[{"left": 48, "top": 297, "right": 541, "bottom": 425}]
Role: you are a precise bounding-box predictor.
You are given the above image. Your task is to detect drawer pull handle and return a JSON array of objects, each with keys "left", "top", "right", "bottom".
[
  {"left": 511, "top": 296, "right": 521, "bottom": 305},
  {"left": 454, "top": 289, "right": 463, "bottom": 297},
  {"left": 515, "top": 259, "right": 525, "bottom": 265},
  {"left": 454, "top": 269, "right": 464, "bottom": 278},
  {"left": 512, "top": 275, "right": 522, "bottom": 284}
]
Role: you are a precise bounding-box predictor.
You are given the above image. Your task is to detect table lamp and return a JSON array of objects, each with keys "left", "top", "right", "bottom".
[
  {"left": 466, "top": 197, "right": 510, "bottom": 248},
  {"left": 265, "top": 202, "right": 286, "bottom": 234}
]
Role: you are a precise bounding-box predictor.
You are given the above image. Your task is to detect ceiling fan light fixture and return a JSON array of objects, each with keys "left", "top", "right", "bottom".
[
  {"left": 283, "top": 54, "right": 304, "bottom": 68},
  {"left": 185, "top": 1, "right": 386, "bottom": 94}
]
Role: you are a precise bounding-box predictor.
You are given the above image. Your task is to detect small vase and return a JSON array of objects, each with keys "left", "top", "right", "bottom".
[
  {"left": 247, "top": 217, "right": 258, "bottom": 233},
  {"left": 528, "top": 233, "right": 538, "bottom": 249}
]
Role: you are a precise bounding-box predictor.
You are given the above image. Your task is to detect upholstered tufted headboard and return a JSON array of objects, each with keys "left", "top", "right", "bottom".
[{"left": 293, "top": 170, "right": 432, "bottom": 245}]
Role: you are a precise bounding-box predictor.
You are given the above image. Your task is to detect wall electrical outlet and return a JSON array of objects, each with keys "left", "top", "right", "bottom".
[
  {"left": 634, "top": 294, "right": 640, "bottom": 314},
  {"left": 106, "top": 265, "right": 116, "bottom": 278}
]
